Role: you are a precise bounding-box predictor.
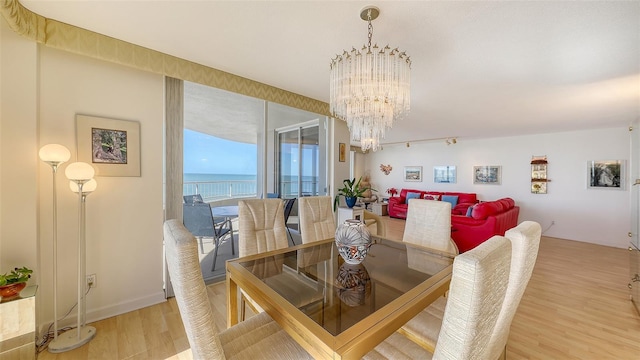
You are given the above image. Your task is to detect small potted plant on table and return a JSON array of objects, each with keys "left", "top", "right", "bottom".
[
  {"left": 334, "top": 177, "right": 373, "bottom": 210},
  {"left": 0, "top": 266, "right": 32, "bottom": 301}
]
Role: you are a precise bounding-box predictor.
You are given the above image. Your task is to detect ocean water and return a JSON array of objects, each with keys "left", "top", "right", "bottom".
[
  {"left": 184, "top": 173, "right": 256, "bottom": 182},
  {"left": 184, "top": 173, "right": 257, "bottom": 199}
]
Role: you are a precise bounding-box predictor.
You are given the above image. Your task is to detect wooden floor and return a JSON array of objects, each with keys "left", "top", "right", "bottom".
[{"left": 37, "top": 216, "right": 640, "bottom": 359}]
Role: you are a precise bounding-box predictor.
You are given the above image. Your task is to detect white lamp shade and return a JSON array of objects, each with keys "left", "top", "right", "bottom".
[
  {"left": 69, "top": 179, "right": 97, "bottom": 193},
  {"left": 39, "top": 144, "right": 71, "bottom": 164},
  {"left": 65, "top": 162, "right": 95, "bottom": 181}
]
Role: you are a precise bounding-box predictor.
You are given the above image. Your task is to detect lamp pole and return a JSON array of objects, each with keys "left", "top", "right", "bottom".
[
  {"left": 38, "top": 144, "right": 71, "bottom": 344},
  {"left": 49, "top": 162, "right": 97, "bottom": 353}
]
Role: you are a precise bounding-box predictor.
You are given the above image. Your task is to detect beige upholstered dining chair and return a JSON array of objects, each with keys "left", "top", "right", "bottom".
[
  {"left": 237, "top": 199, "right": 289, "bottom": 319},
  {"left": 399, "top": 221, "right": 542, "bottom": 356},
  {"left": 487, "top": 221, "right": 542, "bottom": 358},
  {"left": 238, "top": 199, "right": 289, "bottom": 257},
  {"left": 365, "top": 235, "right": 513, "bottom": 359},
  {"left": 163, "top": 219, "right": 313, "bottom": 360},
  {"left": 298, "top": 196, "right": 336, "bottom": 244},
  {"left": 238, "top": 198, "right": 323, "bottom": 320},
  {"left": 403, "top": 199, "right": 459, "bottom": 256}
]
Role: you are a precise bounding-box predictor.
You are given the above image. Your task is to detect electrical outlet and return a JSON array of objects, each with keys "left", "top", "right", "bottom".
[{"left": 87, "top": 274, "right": 97, "bottom": 288}]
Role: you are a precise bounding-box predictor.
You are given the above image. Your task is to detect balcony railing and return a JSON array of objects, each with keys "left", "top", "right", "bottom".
[
  {"left": 184, "top": 180, "right": 256, "bottom": 202},
  {"left": 184, "top": 179, "right": 320, "bottom": 201},
  {"left": 279, "top": 180, "right": 320, "bottom": 198}
]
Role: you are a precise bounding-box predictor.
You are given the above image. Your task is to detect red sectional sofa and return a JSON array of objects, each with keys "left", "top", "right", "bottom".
[
  {"left": 388, "top": 188, "right": 477, "bottom": 219},
  {"left": 451, "top": 198, "right": 520, "bottom": 253},
  {"left": 388, "top": 189, "right": 520, "bottom": 253}
]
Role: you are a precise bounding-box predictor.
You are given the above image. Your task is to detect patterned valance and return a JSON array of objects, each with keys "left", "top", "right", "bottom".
[{"left": 0, "top": 0, "right": 330, "bottom": 116}]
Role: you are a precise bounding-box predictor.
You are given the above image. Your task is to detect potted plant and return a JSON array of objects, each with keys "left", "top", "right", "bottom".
[
  {"left": 0, "top": 266, "right": 32, "bottom": 300},
  {"left": 334, "top": 177, "right": 374, "bottom": 210}
]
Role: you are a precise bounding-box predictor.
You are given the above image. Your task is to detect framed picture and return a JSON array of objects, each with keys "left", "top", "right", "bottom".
[
  {"left": 434, "top": 165, "right": 457, "bottom": 184},
  {"left": 587, "top": 160, "right": 624, "bottom": 190},
  {"left": 76, "top": 114, "right": 141, "bottom": 177},
  {"left": 473, "top": 165, "right": 501, "bottom": 185},
  {"left": 339, "top": 142, "right": 346, "bottom": 162},
  {"left": 404, "top": 166, "right": 423, "bottom": 182}
]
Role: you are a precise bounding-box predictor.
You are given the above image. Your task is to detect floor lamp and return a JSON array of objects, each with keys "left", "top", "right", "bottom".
[
  {"left": 38, "top": 144, "right": 71, "bottom": 348},
  {"left": 48, "top": 162, "right": 96, "bottom": 352}
]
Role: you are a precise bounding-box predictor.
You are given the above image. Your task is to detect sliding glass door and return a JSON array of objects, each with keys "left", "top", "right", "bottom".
[{"left": 277, "top": 121, "right": 327, "bottom": 198}]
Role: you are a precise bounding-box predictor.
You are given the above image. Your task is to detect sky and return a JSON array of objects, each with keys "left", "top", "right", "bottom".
[{"left": 183, "top": 129, "right": 256, "bottom": 175}]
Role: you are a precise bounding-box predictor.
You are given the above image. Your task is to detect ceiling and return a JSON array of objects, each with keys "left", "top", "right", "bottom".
[{"left": 21, "top": 1, "right": 640, "bottom": 145}]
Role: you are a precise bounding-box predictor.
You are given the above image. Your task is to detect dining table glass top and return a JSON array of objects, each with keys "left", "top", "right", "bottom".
[{"left": 232, "top": 237, "right": 453, "bottom": 337}]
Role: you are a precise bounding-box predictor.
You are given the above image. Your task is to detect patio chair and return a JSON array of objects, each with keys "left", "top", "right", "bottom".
[
  {"left": 182, "top": 202, "right": 234, "bottom": 272},
  {"left": 183, "top": 194, "right": 204, "bottom": 204},
  {"left": 283, "top": 197, "right": 297, "bottom": 246}
]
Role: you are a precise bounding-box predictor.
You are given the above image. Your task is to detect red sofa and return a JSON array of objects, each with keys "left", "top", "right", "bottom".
[
  {"left": 388, "top": 188, "right": 477, "bottom": 219},
  {"left": 451, "top": 198, "right": 520, "bottom": 253}
]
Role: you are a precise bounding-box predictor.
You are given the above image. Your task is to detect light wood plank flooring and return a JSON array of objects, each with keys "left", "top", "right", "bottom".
[{"left": 37, "top": 217, "right": 640, "bottom": 359}]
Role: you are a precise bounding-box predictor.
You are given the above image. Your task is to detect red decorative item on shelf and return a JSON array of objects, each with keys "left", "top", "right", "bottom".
[
  {"left": 386, "top": 187, "right": 398, "bottom": 197},
  {"left": 0, "top": 282, "right": 27, "bottom": 300}
]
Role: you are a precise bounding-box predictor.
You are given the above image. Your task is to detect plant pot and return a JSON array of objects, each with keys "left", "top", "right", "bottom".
[
  {"left": 0, "top": 282, "right": 27, "bottom": 301},
  {"left": 335, "top": 219, "right": 371, "bottom": 264},
  {"left": 345, "top": 196, "right": 357, "bottom": 208}
]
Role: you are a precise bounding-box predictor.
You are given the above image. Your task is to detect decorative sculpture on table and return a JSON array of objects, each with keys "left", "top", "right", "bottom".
[{"left": 335, "top": 219, "right": 371, "bottom": 264}]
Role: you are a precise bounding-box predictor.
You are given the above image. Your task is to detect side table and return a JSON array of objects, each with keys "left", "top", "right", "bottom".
[
  {"left": 0, "top": 285, "right": 37, "bottom": 359},
  {"left": 337, "top": 206, "right": 364, "bottom": 225},
  {"left": 371, "top": 203, "right": 388, "bottom": 216}
]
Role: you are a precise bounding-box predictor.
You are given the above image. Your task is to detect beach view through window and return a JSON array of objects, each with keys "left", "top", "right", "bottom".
[{"left": 183, "top": 129, "right": 257, "bottom": 201}]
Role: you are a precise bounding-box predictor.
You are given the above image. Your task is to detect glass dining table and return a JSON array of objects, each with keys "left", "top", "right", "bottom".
[{"left": 226, "top": 236, "right": 454, "bottom": 359}]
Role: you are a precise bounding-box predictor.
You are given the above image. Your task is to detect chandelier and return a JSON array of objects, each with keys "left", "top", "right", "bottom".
[{"left": 329, "top": 6, "right": 411, "bottom": 152}]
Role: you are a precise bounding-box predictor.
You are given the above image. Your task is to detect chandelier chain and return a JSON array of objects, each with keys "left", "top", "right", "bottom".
[{"left": 367, "top": 9, "right": 373, "bottom": 51}]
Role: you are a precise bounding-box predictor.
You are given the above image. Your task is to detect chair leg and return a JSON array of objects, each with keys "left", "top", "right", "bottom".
[
  {"left": 229, "top": 221, "right": 235, "bottom": 255},
  {"left": 286, "top": 226, "right": 295, "bottom": 246},
  {"left": 211, "top": 237, "right": 221, "bottom": 272},
  {"left": 197, "top": 237, "right": 204, "bottom": 254},
  {"left": 499, "top": 345, "right": 507, "bottom": 360},
  {"left": 240, "top": 295, "right": 246, "bottom": 322}
]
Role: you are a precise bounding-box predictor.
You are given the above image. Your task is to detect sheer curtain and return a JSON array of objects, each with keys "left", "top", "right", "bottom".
[
  {"left": 164, "top": 77, "right": 184, "bottom": 298},
  {"left": 165, "top": 77, "right": 184, "bottom": 222}
]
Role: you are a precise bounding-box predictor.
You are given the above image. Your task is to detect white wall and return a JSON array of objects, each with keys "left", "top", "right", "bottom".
[
  {"left": 1, "top": 18, "right": 166, "bottom": 332},
  {"left": 39, "top": 47, "right": 165, "bottom": 325},
  {"left": 364, "top": 127, "right": 631, "bottom": 248},
  {"left": 0, "top": 19, "right": 39, "bottom": 283},
  {"left": 332, "top": 120, "right": 351, "bottom": 202}
]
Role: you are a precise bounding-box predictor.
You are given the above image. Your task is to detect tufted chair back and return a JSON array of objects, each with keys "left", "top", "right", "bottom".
[
  {"left": 403, "top": 199, "right": 458, "bottom": 256},
  {"left": 433, "top": 235, "right": 512, "bottom": 359},
  {"left": 486, "top": 221, "right": 542, "bottom": 358},
  {"left": 298, "top": 196, "right": 336, "bottom": 244},
  {"left": 238, "top": 199, "right": 288, "bottom": 257}
]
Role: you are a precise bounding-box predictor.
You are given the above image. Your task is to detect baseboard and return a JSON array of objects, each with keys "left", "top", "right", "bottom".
[{"left": 38, "top": 290, "right": 167, "bottom": 335}]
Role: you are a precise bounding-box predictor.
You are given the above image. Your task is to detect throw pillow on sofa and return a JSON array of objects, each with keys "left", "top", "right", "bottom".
[
  {"left": 441, "top": 195, "right": 459, "bottom": 207},
  {"left": 406, "top": 192, "right": 421, "bottom": 201},
  {"left": 465, "top": 204, "right": 475, "bottom": 217},
  {"left": 423, "top": 194, "right": 441, "bottom": 201}
]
